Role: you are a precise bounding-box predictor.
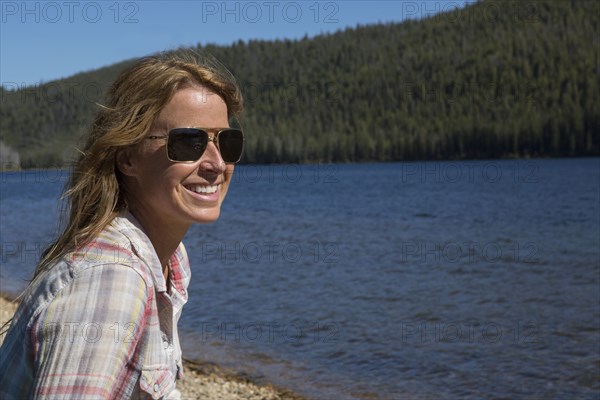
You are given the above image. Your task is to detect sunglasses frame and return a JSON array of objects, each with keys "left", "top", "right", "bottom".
[{"left": 146, "top": 127, "right": 244, "bottom": 163}]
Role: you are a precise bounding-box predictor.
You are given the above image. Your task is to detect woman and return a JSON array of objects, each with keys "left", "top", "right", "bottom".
[{"left": 0, "top": 51, "right": 244, "bottom": 398}]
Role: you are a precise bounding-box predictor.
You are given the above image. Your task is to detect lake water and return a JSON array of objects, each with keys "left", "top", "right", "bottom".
[{"left": 1, "top": 158, "right": 599, "bottom": 399}]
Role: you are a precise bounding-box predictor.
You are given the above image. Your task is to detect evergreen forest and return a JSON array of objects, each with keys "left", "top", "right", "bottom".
[{"left": 1, "top": 0, "right": 598, "bottom": 168}]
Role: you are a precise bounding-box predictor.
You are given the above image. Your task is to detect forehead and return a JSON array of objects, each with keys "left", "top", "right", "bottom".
[{"left": 155, "top": 86, "right": 229, "bottom": 129}]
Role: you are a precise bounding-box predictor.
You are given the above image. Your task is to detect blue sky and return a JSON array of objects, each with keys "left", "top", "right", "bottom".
[{"left": 1, "top": 1, "right": 469, "bottom": 87}]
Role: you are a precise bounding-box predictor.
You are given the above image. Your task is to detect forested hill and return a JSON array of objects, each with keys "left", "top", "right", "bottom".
[{"left": 1, "top": 0, "right": 598, "bottom": 168}]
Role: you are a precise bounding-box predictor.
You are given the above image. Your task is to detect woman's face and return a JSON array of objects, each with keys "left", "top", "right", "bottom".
[{"left": 122, "top": 86, "right": 234, "bottom": 228}]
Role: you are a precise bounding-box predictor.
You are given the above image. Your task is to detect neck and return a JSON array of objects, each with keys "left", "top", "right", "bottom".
[{"left": 129, "top": 207, "right": 189, "bottom": 279}]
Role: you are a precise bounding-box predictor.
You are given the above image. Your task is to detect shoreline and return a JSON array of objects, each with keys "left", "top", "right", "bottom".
[
  {"left": 0, "top": 294, "right": 307, "bottom": 400},
  {"left": 4, "top": 155, "right": 600, "bottom": 173}
]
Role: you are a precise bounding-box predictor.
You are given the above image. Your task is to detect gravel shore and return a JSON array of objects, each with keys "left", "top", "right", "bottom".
[{"left": 0, "top": 295, "right": 306, "bottom": 400}]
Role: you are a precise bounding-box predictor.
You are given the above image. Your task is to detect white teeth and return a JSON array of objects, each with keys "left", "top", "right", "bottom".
[{"left": 189, "top": 185, "right": 218, "bottom": 194}]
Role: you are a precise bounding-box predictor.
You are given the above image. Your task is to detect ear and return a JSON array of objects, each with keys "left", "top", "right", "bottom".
[{"left": 116, "top": 147, "right": 138, "bottom": 177}]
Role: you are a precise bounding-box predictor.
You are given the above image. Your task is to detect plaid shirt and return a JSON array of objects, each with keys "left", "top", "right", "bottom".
[{"left": 0, "top": 212, "right": 190, "bottom": 399}]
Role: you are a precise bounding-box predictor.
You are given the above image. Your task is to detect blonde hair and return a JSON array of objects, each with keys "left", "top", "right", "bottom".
[{"left": 35, "top": 50, "right": 243, "bottom": 280}]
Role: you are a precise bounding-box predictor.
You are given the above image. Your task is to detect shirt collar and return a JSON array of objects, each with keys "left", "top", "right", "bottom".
[{"left": 112, "top": 211, "right": 168, "bottom": 292}]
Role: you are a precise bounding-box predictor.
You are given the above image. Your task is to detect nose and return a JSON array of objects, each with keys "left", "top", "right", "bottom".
[{"left": 198, "top": 138, "right": 226, "bottom": 173}]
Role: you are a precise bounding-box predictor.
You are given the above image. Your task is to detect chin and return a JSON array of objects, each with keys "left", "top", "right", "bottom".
[{"left": 192, "top": 209, "right": 221, "bottom": 224}]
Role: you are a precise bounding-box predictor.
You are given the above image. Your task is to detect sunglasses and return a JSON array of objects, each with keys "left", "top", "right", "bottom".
[{"left": 146, "top": 128, "right": 244, "bottom": 163}]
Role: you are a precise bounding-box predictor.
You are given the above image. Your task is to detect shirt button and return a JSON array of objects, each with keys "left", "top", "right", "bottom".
[
  {"left": 154, "top": 383, "right": 160, "bottom": 392},
  {"left": 163, "top": 340, "right": 169, "bottom": 349}
]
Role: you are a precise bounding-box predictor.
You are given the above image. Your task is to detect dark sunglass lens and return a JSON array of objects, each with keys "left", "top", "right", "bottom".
[
  {"left": 218, "top": 129, "right": 244, "bottom": 162},
  {"left": 167, "top": 129, "right": 208, "bottom": 162}
]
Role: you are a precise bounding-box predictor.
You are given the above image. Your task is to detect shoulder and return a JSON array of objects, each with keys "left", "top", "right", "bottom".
[
  {"left": 66, "top": 223, "right": 155, "bottom": 289},
  {"left": 15, "top": 226, "right": 156, "bottom": 326},
  {"left": 5, "top": 261, "right": 152, "bottom": 355}
]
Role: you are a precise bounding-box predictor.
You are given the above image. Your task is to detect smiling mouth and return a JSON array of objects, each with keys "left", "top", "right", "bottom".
[{"left": 185, "top": 184, "right": 218, "bottom": 195}]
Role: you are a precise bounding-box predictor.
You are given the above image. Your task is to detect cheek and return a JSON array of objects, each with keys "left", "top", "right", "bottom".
[
  {"left": 225, "top": 166, "right": 235, "bottom": 181},
  {"left": 222, "top": 166, "right": 235, "bottom": 189},
  {"left": 135, "top": 155, "right": 181, "bottom": 194},
  {"left": 134, "top": 145, "right": 169, "bottom": 175}
]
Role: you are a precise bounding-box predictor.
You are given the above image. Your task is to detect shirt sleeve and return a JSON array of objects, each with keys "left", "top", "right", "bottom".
[{"left": 30, "top": 263, "right": 150, "bottom": 399}]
